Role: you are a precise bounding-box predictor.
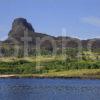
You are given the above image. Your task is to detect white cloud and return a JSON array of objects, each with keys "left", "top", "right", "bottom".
[{"left": 81, "top": 16, "right": 100, "bottom": 27}]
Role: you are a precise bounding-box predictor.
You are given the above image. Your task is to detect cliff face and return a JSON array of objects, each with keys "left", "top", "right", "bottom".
[
  {"left": 4, "top": 18, "right": 50, "bottom": 44},
  {"left": 2, "top": 18, "right": 100, "bottom": 52},
  {"left": 8, "top": 18, "right": 34, "bottom": 40}
]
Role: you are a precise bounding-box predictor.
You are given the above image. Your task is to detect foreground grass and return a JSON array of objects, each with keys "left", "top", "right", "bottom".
[{"left": 0, "top": 56, "right": 100, "bottom": 79}]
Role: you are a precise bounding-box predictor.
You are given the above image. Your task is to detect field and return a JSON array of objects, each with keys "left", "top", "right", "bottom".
[{"left": 0, "top": 54, "right": 100, "bottom": 78}]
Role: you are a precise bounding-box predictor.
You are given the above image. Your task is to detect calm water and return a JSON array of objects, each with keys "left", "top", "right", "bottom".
[{"left": 0, "top": 78, "right": 100, "bottom": 100}]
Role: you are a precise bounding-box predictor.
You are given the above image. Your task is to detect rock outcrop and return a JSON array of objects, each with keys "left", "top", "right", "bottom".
[
  {"left": 7, "top": 18, "right": 34, "bottom": 42},
  {"left": 2, "top": 18, "right": 100, "bottom": 53}
]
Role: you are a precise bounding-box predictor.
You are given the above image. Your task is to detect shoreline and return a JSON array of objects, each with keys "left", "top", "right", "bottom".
[
  {"left": 0, "top": 75, "right": 100, "bottom": 80},
  {"left": 1, "top": 69, "right": 100, "bottom": 79}
]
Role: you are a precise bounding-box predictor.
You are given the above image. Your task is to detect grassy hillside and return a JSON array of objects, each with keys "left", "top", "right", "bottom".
[{"left": 0, "top": 52, "right": 99, "bottom": 76}]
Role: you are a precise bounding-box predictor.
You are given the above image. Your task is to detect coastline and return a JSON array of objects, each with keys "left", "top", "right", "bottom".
[
  {"left": 0, "top": 75, "right": 100, "bottom": 79},
  {"left": 1, "top": 69, "right": 100, "bottom": 79}
]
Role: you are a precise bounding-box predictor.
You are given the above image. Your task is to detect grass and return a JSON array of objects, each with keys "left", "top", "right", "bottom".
[
  {"left": 0, "top": 55, "right": 66, "bottom": 62},
  {"left": 0, "top": 56, "right": 100, "bottom": 79},
  {"left": 45, "top": 69, "right": 100, "bottom": 76}
]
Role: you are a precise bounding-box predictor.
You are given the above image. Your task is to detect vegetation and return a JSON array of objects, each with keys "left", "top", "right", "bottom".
[{"left": 0, "top": 48, "right": 99, "bottom": 79}]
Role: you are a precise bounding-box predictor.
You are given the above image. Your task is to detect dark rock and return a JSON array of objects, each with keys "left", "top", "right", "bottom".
[{"left": 8, "top": 18, "right": 35, "bottom": 40}]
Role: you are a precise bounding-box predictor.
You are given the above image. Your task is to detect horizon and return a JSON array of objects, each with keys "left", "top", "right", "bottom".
[{"left": 0, "top": 0, "right": 100, "bottom": 40}]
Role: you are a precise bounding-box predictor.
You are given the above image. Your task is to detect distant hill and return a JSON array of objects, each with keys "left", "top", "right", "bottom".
[{"left": 1, "top": 18, "right": 100, "bottom": 56}]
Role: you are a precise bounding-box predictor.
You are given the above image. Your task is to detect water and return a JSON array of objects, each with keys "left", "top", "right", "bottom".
[{"left": 0, "top": 78, "right": 100, "bottom": 100}]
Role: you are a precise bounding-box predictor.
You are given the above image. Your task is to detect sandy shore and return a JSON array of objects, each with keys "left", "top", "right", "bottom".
[{"left": 0, "top": 75, "right": 16, "bottom": 78}]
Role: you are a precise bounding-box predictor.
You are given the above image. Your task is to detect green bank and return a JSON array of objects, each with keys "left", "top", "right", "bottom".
[{"left": 0, "top": 55, "right": 100, "bottom": 79}]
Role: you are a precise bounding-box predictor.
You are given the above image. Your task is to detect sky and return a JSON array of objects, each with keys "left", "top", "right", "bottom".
[{"left": 0, "top": 0, "right": 100, "bottom": 40}]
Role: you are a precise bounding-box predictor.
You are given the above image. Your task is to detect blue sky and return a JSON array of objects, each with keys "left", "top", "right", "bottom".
[{"left": 0, "top": 0, "right": 100, "bottom": 40}]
